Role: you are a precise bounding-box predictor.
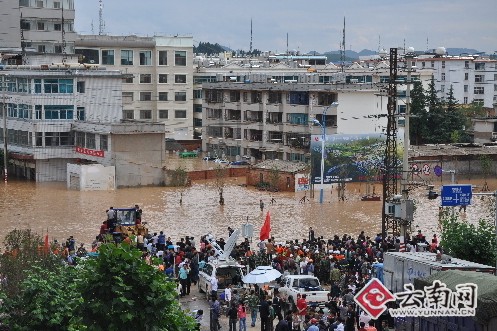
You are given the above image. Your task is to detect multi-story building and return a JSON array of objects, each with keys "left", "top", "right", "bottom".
[
  {"left": 199, "top": 54, "right": 432, "bottom": 161},
  {"left": 75, "top": 34, "right": 194, "bottom": 140},
  {"left": 0, "top": 53, "right": 166, "bottom": 186},
  {"left": 0, "top": 0, "right": 76, "bottom": 53},
  {"left": 415, "top": 54, "right": 497, "bottom": 108}
]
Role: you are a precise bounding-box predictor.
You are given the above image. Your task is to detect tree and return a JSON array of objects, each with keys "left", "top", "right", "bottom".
[
  {"left": 1, "top": 264, "right": 84, "bottom": 331},
  {"left": 409, "top": 81, "right": 428, "bottom": 145},
  {"left": 440, "top": 211, "right": 496, "bottom": 266},
  {"left": 78, "top": 244, "right": 195, "bottom": 331},
  {"left": 0, "top": 229, "right": 60, "bottom": 297}
]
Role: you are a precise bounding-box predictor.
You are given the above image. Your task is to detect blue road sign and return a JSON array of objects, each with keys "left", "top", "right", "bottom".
[{"left": 441, "top": 184, "right": 472, "bottom": 206}]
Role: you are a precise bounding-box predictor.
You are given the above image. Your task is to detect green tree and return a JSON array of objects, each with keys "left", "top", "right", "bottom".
[
  {"left": 1, "top": 264, "right": 84, "bottom": 331},
  {"left": 78, "top": 244, "right": 195, "bottom": 331},
  {"left": 0, "top": 229, "right": 60, "bottom": 297},
  {"left": 409, "top": 81, "right": 427, "bottom": 145},
  {"left": 440, "top": 212, "right": 496, "bottom": 266}
]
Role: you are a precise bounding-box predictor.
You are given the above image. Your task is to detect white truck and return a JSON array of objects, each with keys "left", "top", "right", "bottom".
[
  {"left": 278, "top": 275, "right": 329, "bottom": 306},
  {"left": 383, "top": 251, "right": 495, "bottom": 293}
]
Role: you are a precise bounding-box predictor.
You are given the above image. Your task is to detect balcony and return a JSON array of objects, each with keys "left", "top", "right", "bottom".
[{"left": 491, "top": 132, "right": 497, "bottom": 142}]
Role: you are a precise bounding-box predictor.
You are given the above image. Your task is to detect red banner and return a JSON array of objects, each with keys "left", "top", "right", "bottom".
[{"left": 75, "top": 146, "right": 105, "bottom": 158}]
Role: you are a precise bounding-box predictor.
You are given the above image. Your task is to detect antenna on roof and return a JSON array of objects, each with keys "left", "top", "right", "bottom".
[
  {"left": 249, "top": 18, "right": 253, "bottom": 54},
  {"left": 286, "top": 32, "right": 289, "bottom": 56},
  {"left": 378, "top": 35, "right": 381, "bottom": 53},
  {"left": 20, "top": 12, "right": 27, "bottom": 64},
  {"left": 99, "top": 0, "right": 105, "bottom": 35},
  {"left": 62, "top": 2, "right": 66, "bottom": 58},
  {"left": 91, "top": 20, "right": 94, "bottom": 34},
  {"left": 341, "top": 16, "right": 345, "bottom": 72},
  {"left": 426, "top": 37, "right": 429, "bottom": 52}
]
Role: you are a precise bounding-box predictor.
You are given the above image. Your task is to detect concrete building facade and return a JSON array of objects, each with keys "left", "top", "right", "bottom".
[
  {"left": 75, "top": 34, "right": 194, "bottom": 140},
  {"left": 0, "top": 0, "right": 76, "bottom": 53}
]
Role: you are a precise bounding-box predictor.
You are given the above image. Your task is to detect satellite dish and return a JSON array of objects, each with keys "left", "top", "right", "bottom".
[
  {"left": 435, "top": 47, "right": 446, "bottom": 55},
  {"left": 407, "top": 46, "right": 415, "bottom": 53}
]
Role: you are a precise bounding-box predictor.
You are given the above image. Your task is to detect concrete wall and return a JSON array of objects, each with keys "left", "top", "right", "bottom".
[
  {"left": 67, "top": 163, "right": 115, "bottom": 190},
  {"left": 36, "top": 158, "right": 70, "bottom": 181},
  {"left": 112, "top": 133, "right": 165, "bottom": 187},
  {"left": 0, "top": 0, "right": 20, "bottom": 49},
  {"left": 187, "top": 167, "right": 248, "bottom": 181},
  {"left": 246, "top": 169, "right": 297, "bottom": 192}
]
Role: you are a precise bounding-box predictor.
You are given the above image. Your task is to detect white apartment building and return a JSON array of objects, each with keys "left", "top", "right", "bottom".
[
  {"left": 0, "top": 0, "right": 76, "bottom": 53},
  {"left": 75, "top": 34, "right": 195, "bottom": 140},
  {"left": 415, "top": 55, "right": 497, "bottom": 108},
  {"left": 198, "top": 54, "right": 432, "bottom": 161}
]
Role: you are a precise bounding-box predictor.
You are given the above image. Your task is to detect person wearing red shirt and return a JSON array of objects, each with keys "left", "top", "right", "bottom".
[{"left": 296, "top": 294, "right": 307, "bottom": 329}]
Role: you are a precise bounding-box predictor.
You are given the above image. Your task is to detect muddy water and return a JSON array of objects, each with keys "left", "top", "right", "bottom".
[{"left": 0, "top": 159, "right": 495, "bottom": 247}]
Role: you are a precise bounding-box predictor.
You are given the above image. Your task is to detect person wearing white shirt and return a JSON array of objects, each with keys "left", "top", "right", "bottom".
[
  {"left": 210, "top": 275, "right": 218, "bottom": 298},
  {"left": 335, "top": 317, "right": 345, "bottom": 331},
  {"left": 224, "top": 284, "right": 232, "bottom": 304}
]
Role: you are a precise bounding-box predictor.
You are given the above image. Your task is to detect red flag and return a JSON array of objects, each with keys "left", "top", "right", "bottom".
[{"left": 260, "top": 211, "right": 271, "bottom": 241}]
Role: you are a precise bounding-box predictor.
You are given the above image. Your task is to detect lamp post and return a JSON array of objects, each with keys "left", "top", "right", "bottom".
[{"left": 313, "top": 102, "right": 339, "bottom": 204}]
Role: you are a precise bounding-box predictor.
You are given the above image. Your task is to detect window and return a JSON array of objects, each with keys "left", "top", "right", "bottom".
[
  {"left": 475, "top": 63, "right": 485, "bottom": 70},
  {"left": 123, "top": 109, "right": 134, "bottom": 119},
  {"left": 494, "top": 84, "right": 497, "bottom": 92},
  {"left": 139, "top": 51, "right": 152, "bottom": 65},
  {"left": 140, "top": 92, "right": 152, "bottom": 101},
  {"left": 37, "top": 45, "right": 45, "bottom": 53},
  {"left": 158, "top": 51, "right": 167, "bottom": 65},
  {"left": 474, "top": 86, "right": 485, "bottom": 94},
  {"left": 175, "top": 74, "right": 187, "bottom": 83},
  {"left": 139, "top": 74, "right": 151, "bottom": 84},
  {"left": 463, "top": 97, "right": 468, "bottom": 104},
  {"left": 464, "top": 73, "right": 469, "bottom": 81},
  {"left": 53, "top": 1, "right": 61, "bottom": 8},
  {"left": 44, "top": 105, "right": 74, "bottom": 120},
  {"left": 86, "top": 133, "right": 96, "bottom": 149},
  {"left": 431, "top": 61, "right": 434, "bottom": 68},
  {"left": 464, "top": 61, "right": 469, "bottom": 69},
  {"left": 140, "top": 110, "right": 152, "bottom": 119},
  {"left": 37, "top": 22, "right": 45, "bottom": 30},
  {"left": 464, "top": 85, "right": 468, "bottom": 92},
  {"left": 77, "top": 81, "right": 85, "bottom": 93},
  {"left": 440, "top": 85, "right": 445, "bottom": 93},
  {"left": 122, "top": 75, "right": 133, "bottom": 83},
  {"left": 77, "top": 107, "right": 85, "bottom": 121},
  {"left": 54, "top": 45, "right": 63, "bottom": 53},
  {"left": 193, "top": 89, "right": 203, "bottom": 99},
  {"left": 100, "top": 135, "right": 108, "bottom": 151},
  {"left": 175, "top": 92, "right": 187, "bottom": 101},
  {"left": 421, "top": 62, "right": 425, "bottom": 68},
  {"left": 194, "top": 104, "right": 202, "bottom": 113},
  {"left": 35, "top": 105, "right": 42, "bottom": 119},
  {"left": 175, "top": 51, "right": 186, "bottom": 66},
  {"left": 44, "top": 79, "right": 73, "bottom": 93},
  {"left": 75, "top": 48, "right": 99, "bottom": 64},
  {"left": 175, "top": 110, "right": 187, "bottom": 119},
  {"left": 20, "top": 20, "right": 30, "bottom": 30},
  {"left": 158, "top": 74, "right": 168, "bottom": 83},
  {"left": 19, "top": 0, "right": 29, "bottom": 6},
  {"left": 158, "top": 92, "right": 168, "bottom": 101},
  {"left": 122, "top": 92, "right": 133, "bottom": 104},
  {"left": 441, "top": 73, "right": 445, "bottom": 81},
  {"left": 35, "top": 132, "right": 43, "bottom": 146},
  {"left": 121, "top": 50, "right": 133, "bottom": 65},
  {"left": 36, "top": 0, "right": 44, "bottom": 7},
  {"left": 159, "top": 110, "right": 168, "bottom": 119},
  {"left": 475, "top": 75, "right": 484, "bottom": 83},
  {"left": 442, "top": 61, "right": 445, "bottom": 69},
  {"left": 54, "top": 23, "right": 62, "bottom": 31},
  {"left": 102, "top": 50, "right": 114, "bottom": 65},
  {"left": 474, "top": 99, "right": 484, "bottom": 105}
]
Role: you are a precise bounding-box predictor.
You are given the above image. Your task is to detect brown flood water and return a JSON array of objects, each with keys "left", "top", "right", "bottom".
[{"left": 0, "top": 157, "right": 495, "bottom": 247}]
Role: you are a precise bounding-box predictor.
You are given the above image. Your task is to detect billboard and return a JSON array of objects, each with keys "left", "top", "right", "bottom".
[
  {"left": 295, "top": 174, "right": 310, "bottom": 192},
  {"left": 310, "top": 133, "right": 403, "bottom": 183}
]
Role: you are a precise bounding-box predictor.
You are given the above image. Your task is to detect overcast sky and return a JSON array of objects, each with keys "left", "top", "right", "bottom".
[{"left": 74, "top": 0, "right": 497, "bottom": 54}]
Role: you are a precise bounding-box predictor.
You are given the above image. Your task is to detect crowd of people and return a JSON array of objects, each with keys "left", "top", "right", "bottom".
[{"left": 65, "top": 206, "right": 439, "bottom": 331}]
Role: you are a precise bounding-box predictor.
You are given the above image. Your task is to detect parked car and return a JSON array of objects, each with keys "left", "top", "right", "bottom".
[
  {"left": 214, "top": 159, "right": 229, "bottom": 165},
  {"left": 229, "top": 160, "right": 250, "bottom": 166},
  {"left": 277, "top": 275, "right": 329, "bottom": 307},
  {"left": 202, "top": 156, "right": 217, "bottom": 161}
]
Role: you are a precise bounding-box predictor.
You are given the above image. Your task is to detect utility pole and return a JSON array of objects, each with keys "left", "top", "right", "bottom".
[{"left": 2, "top": 75, "right": 7, "bottom": 183}]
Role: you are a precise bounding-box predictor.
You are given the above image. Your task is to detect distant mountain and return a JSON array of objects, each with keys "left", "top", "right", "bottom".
[{"left": 445, "top": 48, "right": 481, "bottom": 56}]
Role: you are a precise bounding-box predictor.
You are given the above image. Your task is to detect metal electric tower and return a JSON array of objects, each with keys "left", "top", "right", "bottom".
[{"left": 381, "top": 48, "right": 400, "bottom": 240}]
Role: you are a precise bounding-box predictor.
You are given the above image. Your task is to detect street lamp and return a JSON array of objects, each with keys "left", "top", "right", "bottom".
[
  {"left": 312, "top": 102, "right": 339, "bottom": 204},
  {"left": 2, "top": 74, "right": 7, "bottom": 183}
]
